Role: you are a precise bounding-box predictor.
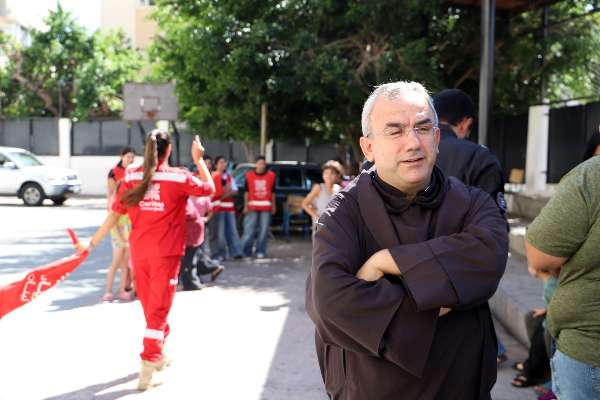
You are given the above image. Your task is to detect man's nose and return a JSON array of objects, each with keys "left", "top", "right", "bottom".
[{"left": 404, "top": 128, "right": 421, "bottom": 150}]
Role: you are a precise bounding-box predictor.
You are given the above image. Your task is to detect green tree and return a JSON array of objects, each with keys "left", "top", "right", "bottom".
[
  {"left": 0, "top": 5, "right": 143, "bottom": 120},
  {"left": 151, "top": 0, "right": 600, "bottom": 166}
]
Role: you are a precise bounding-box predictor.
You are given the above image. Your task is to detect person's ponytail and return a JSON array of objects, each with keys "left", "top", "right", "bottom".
[{"left": 121, "top": 129, "right": 170, "bottom": 207}]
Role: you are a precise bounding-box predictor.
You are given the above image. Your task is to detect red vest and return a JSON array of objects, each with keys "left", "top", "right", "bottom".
[
  {"left": 246, "top": 170, "right": 276, "bottom": 211},
  {"left": 211, "top": 171, "right": 223, "bottom": 212},
  {"left": 219, "top": 174, "right": 236, "bottom": 212}
]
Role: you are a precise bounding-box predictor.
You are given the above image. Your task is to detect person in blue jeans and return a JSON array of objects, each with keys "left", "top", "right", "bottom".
[
  {"left": 526, "top": 155, "right": 600, "bottom": 400},
  {"left": 240, "top": 156, "right": 276, "bottom": 258},
  {"left": 212, "top": 156, "right": 243, "bottom": 260}
]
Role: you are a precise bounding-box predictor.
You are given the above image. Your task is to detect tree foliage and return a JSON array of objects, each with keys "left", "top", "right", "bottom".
[
  {"left": 152, "top": 0, "right": 600, "bottom": 165},
  {"left": 0, "top": 5, "right": 143, "bottom": 120}
]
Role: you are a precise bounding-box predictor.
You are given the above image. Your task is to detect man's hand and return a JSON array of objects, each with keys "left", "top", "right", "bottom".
[
  {"left": 439, "top": 307, "right": 452, "bottom": 317},
  {"left": 191, "top": 135, "right": 205, "bottom": 163},
  {"left": 356, "top": 263, "right": 384, "bottom": 281},
  {"left": 532, "top": 308, "right": 547, "bottom": 318}
]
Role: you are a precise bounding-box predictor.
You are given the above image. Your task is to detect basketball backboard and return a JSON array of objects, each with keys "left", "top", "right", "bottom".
[{"left": 123, "top": 83, "right": 179, "bottom": 121}]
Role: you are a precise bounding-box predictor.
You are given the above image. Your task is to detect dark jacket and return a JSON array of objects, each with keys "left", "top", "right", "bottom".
[
  {"left": 306, "top": 170, "right": 508, "bottom": 399},
  {"left": 436, "top": 125, "right": 505, "bottom": 209}
]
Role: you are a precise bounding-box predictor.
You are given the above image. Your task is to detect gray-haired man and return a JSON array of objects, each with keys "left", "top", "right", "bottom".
[{"left": 306, "top": 81, "right": 508, "bottom": 399}]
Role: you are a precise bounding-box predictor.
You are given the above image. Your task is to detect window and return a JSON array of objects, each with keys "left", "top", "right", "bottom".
[
  {"left": 9, "top": 152, "right": 43, "bottom": 167},
  {"left": 276, "top": 167, "right": 303, "bottom": 188},
  {"left": 305, "top": 168, "right": 323, "bottom": 187}
]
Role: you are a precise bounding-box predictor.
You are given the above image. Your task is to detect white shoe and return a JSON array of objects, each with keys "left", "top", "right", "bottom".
[
  {"left": 137, "top": 359, "right": 166, "bottom": 390},
  {"left": 256, "top": 253, "right": 265, "bottom": 259}
]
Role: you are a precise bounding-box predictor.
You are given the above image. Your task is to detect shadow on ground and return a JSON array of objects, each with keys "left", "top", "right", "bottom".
[
  {"left": 42, "top": 373, "right": 139, "bottom": 400},
  {"left": 212, "top": 236, "right": 325, "bottom": 399}
]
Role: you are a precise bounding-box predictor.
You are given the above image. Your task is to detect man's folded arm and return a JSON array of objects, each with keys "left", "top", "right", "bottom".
[
  {"left": 388, "top": 190, "right": 508, "bottom": 312},
  {"left": 306, "top": 195, "right": 439, "bottom": 377}
]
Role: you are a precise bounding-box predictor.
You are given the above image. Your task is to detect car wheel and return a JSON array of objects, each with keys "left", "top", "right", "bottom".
[
  {"left": 21, "top": 183, "right": 45, "bottom": 206},
  {"left": 52, "top": 197, "right": 67, "bottom": 206}
]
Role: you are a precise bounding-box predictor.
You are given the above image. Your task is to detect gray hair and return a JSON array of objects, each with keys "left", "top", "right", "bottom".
[{"left": 361, "top": 81, "right": 439, "bottom": 137}]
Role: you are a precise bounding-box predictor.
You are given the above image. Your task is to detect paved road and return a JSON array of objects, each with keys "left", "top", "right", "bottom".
[{"left": 0, "top": 197, "right": 538, "bottom": 399}]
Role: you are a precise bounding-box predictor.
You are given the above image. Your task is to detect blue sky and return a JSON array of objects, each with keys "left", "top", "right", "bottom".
[{"left": 8, "top": 0, "right": 100, "bottom": 32}]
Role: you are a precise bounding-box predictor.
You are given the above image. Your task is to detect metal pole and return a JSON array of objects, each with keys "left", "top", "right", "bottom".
[
  {"left": 170, "top": 121, "right": 181, "bottom": 166},
  {"left": 540, "top": 6, "right": 549, "bottom": 102},
  {"left": 260, "top": 102, "right": 268, "bottom": 156},
  {"left": 57, "top": 80, "right": 62, "bottom": 118},
  {"left": 478, "top": 0, "right": 495, "bottom": 146}
]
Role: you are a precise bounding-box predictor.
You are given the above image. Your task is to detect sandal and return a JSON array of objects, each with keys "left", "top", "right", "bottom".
[
  {"left": 210, "top": 266, "right": 225, "bottom": 282},
  {"left": 511, "top": 373, "right": 541, "bottom": 388},
  {"left": 512, "top": 361, "right": 525, "bottom": 372},
  {"left": 497, "top": 354, "right": 508, "bottom": 365}
]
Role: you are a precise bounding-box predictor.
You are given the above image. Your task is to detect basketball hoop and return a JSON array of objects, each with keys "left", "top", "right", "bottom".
[
  {"left": 144, "top": 109, "right": 158, "bottom": 121},
  {"left": 141, "top": 96, "right": 161, "bottom": 121},
  {"left": 123, "top": 83, "right": 179, "bottom": 121}
]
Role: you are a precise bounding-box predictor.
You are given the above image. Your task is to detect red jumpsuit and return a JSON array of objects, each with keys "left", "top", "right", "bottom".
[{"left": 113, "top": 161, "right": 212, "bottom": 362}]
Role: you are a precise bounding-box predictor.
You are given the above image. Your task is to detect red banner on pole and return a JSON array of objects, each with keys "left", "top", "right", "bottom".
[{"left": 0, "top": 229, "right": 88, "bottom": 319}]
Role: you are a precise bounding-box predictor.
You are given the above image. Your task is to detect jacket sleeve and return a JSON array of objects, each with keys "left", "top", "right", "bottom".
[
  {"left": 470, "top": 147, "right": 505, "bottom": 199},
  {"left": 389, "top": 189, "right": 508, "bottom": 312},
  {"left": 111, "top": 180, "right": 131, "bottom": 215},
  {"left": 306, "top": 194, "right": 439, "bottom": 377},
  {"left": 184, "top": 171, "right": 213, "bottom": 197}
]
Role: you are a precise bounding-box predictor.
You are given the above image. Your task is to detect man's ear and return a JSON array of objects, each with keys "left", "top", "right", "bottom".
[
  {"left": 457, "top": 117, "right": 474, "bottom": 139},
  {"left": 359, "top": 136, "right": 374, "bottom": 162}
]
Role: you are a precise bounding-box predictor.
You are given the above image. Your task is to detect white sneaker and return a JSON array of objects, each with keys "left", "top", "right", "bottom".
[{"left": 256, "top": 253, "right": 265, "bottom": 259}]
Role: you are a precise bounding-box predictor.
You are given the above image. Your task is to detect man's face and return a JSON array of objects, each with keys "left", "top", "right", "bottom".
[
  {"left": 255, "top": 159, "right": 267, "bottom": 173},
  {"left": 216, "top": 159, "right": 227, "bottom": 172},
  {"left": 204, "top": 158, "right": 213, "bottom": 171},
  {"left": 360, "top": 92, "right": 440, "bottom": 194},
  {"left": 121, "top": 152, "right": 135, "bottom": 167}
]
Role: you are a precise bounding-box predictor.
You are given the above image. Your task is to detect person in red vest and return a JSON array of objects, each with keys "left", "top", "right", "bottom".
[
  {"left": 103, "top": 147, "right": 136, "bottom": 302},
  {"left": 78, "top": 130, "right": 214, "bottom": 390},
  {"left": 240, "top": 156, "right": 276, "bottom": 258},
  {"left": 210, "top": 156, "right": 243, "bottom": 260}
]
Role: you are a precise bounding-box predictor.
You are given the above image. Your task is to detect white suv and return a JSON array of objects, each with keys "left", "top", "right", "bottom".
[{"left": 0, "top": 147, "right": 82, "bottom": 206}]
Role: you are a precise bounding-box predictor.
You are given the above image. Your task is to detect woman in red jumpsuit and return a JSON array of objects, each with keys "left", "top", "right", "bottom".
[{"left": 80, "top": 129, "right": 214, "bottom": 390}]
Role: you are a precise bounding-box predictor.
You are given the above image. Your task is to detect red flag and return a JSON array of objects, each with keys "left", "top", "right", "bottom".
[{"left": 0, "top": 229, "right": 89, "bottom": 319}]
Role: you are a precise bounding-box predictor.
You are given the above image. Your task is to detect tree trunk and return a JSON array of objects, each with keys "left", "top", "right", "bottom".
[
  {"left": 241, "top": 141, "right": 255, "bottom": 162},
  {"left": 345, "top": 126, "right": 363, "bottom": 175}
]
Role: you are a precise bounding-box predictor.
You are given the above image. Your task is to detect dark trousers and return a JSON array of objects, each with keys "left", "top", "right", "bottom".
[{"left": 522, "top": 313, "right": 551, "bottom": 380}]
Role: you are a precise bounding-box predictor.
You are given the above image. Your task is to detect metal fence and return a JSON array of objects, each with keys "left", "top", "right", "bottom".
[
  {"left": 7, "top": 103, "right": 596, "bottom": 182},
  {"left": 547, "top": 101, "right": 600, "bottom": 183},
  {"left": 71, "top": 120, "right": 153, "bottom": 156},
  {"left": 0, "top": 118, "right": 59, "bottom": 155},
  {"left": 487, "top": 112, "right": 529, "bottom": 181}
]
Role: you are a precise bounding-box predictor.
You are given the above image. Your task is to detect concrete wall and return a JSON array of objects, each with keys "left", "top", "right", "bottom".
[
  {"left": 100, "top": 0, "right": 135, "bottom": 42},
  {"left": 39, "top": 155, "right": 130, "bottom": 196},
  {"left": 135, "top": 5, "right": 157, "bottom": 50}
]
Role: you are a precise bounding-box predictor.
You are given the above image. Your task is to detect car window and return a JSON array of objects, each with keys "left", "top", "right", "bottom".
[
  {"left": 276, "top": 167, "right": 303, "bottom": 188},
  {"left": 233, "top": 166, "right": 253, "bottom": 189},
  {"left": 9, "top": 152, "right": 43, "bottom": 167},
  {"left": 0, "top": 154, "right": 7, "bottom": 167},
  {"left": 306, "top": 167, "right": 323, "bottom": 187}
]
